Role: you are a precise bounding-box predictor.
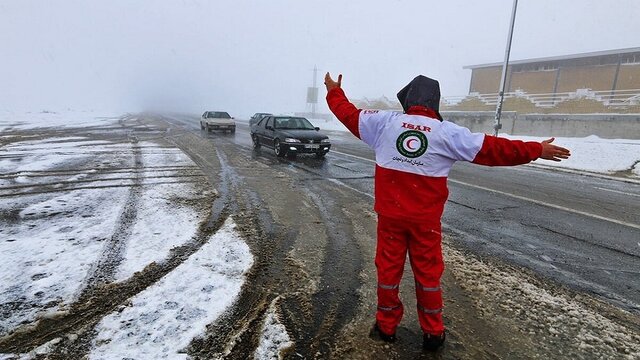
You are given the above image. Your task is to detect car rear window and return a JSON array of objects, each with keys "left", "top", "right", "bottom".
[{"left": 208, "top": 112, "right": 231, "bottom": 118}]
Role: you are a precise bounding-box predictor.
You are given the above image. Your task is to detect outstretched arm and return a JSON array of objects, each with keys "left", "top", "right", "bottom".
[
  {"left": 472, "top": 135, "right": 570, "bottom": 166},
  {"left": 325, "top": 72, "right": 362, "bottom": 138}
]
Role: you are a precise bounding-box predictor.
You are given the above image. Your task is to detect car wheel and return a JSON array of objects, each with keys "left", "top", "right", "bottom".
[
  {"left": 274, "top": 139, "right": 285, "bottom": 157},
  {"left": 315, "top": 151, "right": 327, "bottom": 158},
  {"left": 252, "top": 135, "right": 261, "bottom": 149},
  {"left": 206, "top": 124, "right": 211, "bottom": 133},
  {"left": 200, "top": 122, "right": 204, "bottom": 130}
]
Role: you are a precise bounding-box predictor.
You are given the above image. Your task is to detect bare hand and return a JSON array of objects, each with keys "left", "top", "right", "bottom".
[
  {"left": 324, "top": 72, "right": 342, "bottom": 92},
  {"left": 540, "top": 138, "right": 571, "bottom": 162}
]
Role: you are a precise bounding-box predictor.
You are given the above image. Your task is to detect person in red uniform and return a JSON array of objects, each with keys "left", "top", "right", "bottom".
[{"left": 324, "top": 73, "right": 571, "bottom": 351}]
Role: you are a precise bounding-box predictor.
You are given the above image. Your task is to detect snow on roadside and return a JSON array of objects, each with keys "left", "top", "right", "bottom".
[
  {"left": 0, "top": 110, "right": 120, "bottom": 132},
  {"left": 504, "top": 135, "right": 640, "bottom": 177},
  {"left": 113, "top": 182, "right": 207, "bottom": 282},
  {"left": 115, "top": 142, "right": 211, "bottom": 281},
  {"left": 254, "top": 297, "right": 294, "bottom": 360},
  {"left": 0, "top": 136, "right": 133, "bottom": 337},
  {"left": 0, "top": 120, "right": 244, "bottom": 357},
  {"left": 0, "top": 138, "right": 131, "bottom": 175},
  {"left": 0, "top": 135, "right": 210, "bottom": 339},
  {"left": 0, "top": 188, "right": 127, "bottom": 335},
  {"left": 444, "top": 243, "right": 640, "bottom": 359},
  {"left": 137, "top": 142, "right": 194, "bottom": 166},
  {"left": 89, "top": 217, "right": 253, "bottom": 360},
  {"left": 307, "top": 118, "right": 349, "bottom": 132}
]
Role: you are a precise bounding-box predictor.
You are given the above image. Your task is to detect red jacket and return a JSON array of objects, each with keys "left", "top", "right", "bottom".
[{"left": 327, "top": 87, "right": 542, "bottom": 224}]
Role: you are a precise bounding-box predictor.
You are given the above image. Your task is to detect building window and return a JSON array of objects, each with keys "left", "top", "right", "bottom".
[
  {"left": 512, "top": 63, "right": 558, "bottom": 73},
  {"left": 621, "top": 53, "right": 640, "bottom": 65}
]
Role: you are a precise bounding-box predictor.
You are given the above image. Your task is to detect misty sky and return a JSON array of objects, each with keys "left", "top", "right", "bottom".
[{"left": 1, "top": 0, "right": 639, "bottom": 117}]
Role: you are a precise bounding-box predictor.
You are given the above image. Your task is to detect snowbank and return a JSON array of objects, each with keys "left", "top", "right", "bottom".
[
  {"left": 504, "top": 134, "right": 640, "bottom": 177},
  {"left": 90, "top": 218, "right": 253, "bottom": 359}
]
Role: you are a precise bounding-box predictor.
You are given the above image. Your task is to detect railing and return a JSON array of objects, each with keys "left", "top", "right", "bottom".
[{"left": 442, "top": 89, "right": 640, "bottom": 108}]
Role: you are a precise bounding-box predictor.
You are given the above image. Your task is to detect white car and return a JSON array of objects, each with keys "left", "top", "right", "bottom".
[{"left": 200, "top": 111, "right": 236, "bottom": 133}]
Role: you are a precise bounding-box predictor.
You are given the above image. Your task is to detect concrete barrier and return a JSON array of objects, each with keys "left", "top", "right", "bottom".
[{"left": 442, "top": 111, "right": 640, "bottom": 139}]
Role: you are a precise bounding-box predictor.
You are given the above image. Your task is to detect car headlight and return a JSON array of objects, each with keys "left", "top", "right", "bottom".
[
  {"left": 321, "top": 139, "right": 331, "bottom": 143},
  {"left": 284, "top": 138, "right": 301, "bottom": 143}
]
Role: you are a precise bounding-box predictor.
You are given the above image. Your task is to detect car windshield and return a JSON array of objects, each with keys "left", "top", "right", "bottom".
[
  {"left": 208, "top": 112, "right": 231, "bottom": 119},
  {"left": 274, "top": 117, "right": 315, "bottom": 130}
]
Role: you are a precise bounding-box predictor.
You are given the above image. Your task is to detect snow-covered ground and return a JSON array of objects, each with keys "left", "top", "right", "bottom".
[
  {"left": 308, "top": 117, "right": 349, "bottom": 132},
  {"left": 0, "top": 112, "right": 289, "bottom": 359},
  {"left": 90, "top": 218, "right": 253, "bottom": 360},
  {"left": 444, "top": 243, "right": 640, "bottom": 359},
  {"left": 0, "top": 110, "right": 122, "bottom": 132},
  {"left": 505, "top": 134, "right": 640, "bottom": 177}
]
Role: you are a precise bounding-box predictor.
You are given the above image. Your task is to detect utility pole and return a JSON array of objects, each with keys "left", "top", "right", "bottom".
[
  {"left": 312, "top": 65, "right": 317, "bottom": 119},
  {"left": 307, "top": 65, "right": 319, "bottom": 119},
  {"left": 494, "top": 0, "right": 518, "bottom": 136}
]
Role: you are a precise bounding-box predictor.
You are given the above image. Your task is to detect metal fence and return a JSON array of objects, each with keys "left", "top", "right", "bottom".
[{"left": 443, "top": 88, "right": 640, "bottom": 109}]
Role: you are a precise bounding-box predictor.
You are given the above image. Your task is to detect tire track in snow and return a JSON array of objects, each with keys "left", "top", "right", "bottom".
[
  {"left": 0, "top": 215, "right": 224, "bottom": 355},
  {"left": 278, "top": 185, "right": 363, "bottom": 358},
  {"left": 0, "top": 165, "right": 198, "bottom": 179},
  {"left": 237, "top": 147, "right": 366, "bottom": 356},
  {"left": 80, "top": 142, "right": 143, "bottom": 290},
  {"left": 0, "top": 180, "right": 204, "bottom": 198},
  {"left": 179, "top": 145, "right": 300, "bottom": 360},
  {"left": 147, "top": 120, "right": 300, "bottom": 359},
  {"left": 0, "top": 173, "right": 205, "bottom": 192}
]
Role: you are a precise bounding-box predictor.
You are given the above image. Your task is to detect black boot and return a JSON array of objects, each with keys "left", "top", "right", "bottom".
[
  {"left": 369, "top": 322, "right": 397, "bottom": 343},
  {"left": 423, "top": 331, "right": 445, "bottom": 351}
]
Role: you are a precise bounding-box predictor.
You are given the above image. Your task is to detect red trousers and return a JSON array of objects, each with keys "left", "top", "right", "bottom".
[{"left": 375, "top": 215, "right": 445, "bottom": 336}]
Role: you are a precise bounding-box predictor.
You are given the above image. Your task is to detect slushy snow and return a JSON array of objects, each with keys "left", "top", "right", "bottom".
[{"left": 90, "top": 218, "right": 253, "bottom": 359}]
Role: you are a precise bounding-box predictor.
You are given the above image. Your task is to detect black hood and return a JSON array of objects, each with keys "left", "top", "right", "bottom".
[{"left": 397, "top": 75, "right": 443, "bottom": 120}]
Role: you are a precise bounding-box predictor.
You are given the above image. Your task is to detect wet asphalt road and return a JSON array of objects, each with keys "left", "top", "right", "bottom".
[{"left": 164, "top": 113, "right": 640, "bottom": 316}]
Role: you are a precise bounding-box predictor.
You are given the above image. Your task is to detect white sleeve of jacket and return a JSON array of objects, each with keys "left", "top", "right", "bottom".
[
  {"left": 358, "top": 110, "right": 397, "bottom": 149},
  {"left": 440, "top": 121, "right": 484, "bottom": 161}
]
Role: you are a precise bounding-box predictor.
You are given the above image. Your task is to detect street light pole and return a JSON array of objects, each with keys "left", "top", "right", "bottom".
[
  {"left": 494, "top": 0, "right": 518, "bottom": 136},
  {"left": 312, "top": 65, "right": 318, "bottom": 119}
]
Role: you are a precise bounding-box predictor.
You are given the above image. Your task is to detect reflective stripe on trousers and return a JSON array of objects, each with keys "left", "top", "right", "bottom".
[
  {"left": 378, "top": 283, "right": 399, "bottom": 290},
  {"left": 416, "top": 281, "right": 441, "bottom": 292},
  {"left": 418, "top": 305, "right": 443, "bottom": 314},
  {"left": 378, "top": 305, "right": 401, "bottom": 312}
]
